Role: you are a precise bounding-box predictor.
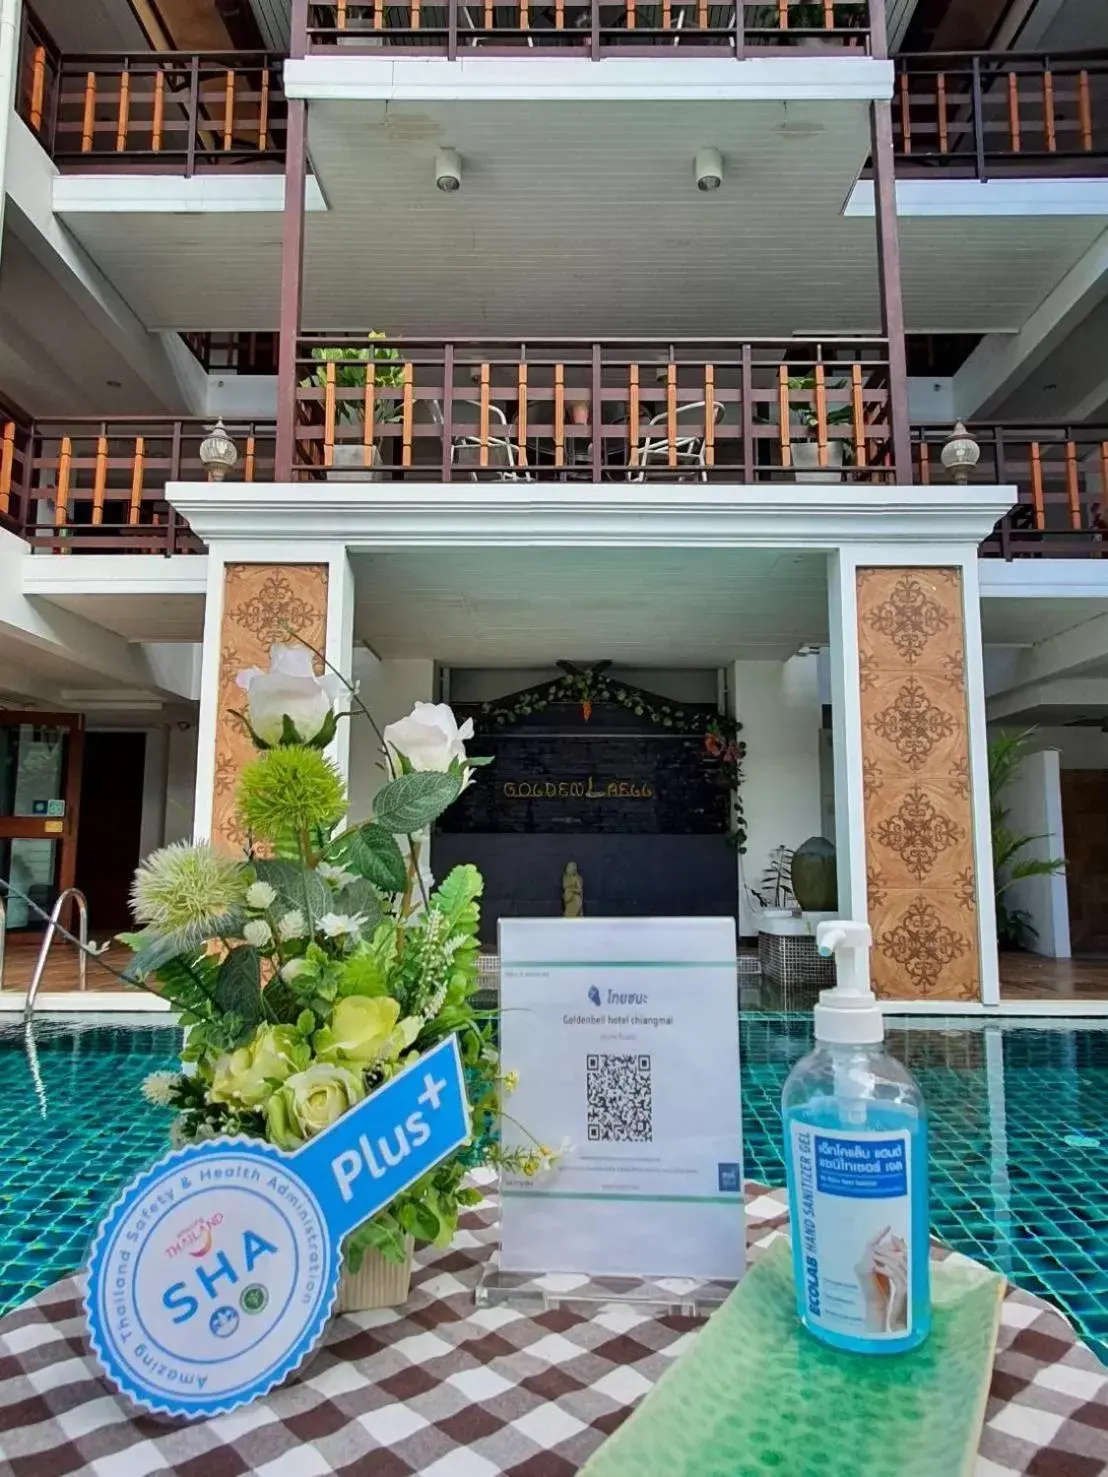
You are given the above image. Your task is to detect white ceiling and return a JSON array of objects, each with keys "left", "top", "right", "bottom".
[
  {"left": 351, "top": 546, "right": 829, "bottom": 663},
  {"left": 0, "top": 226, "right": 168, "bottom": 414},
  {"left": 33, "top": 593, "right": 207, "bottom": 642},
  {"left": 54, "top": 96, "right": 1107, "bottom": 339},
  {"left": 979, "top": 595, "right": 1108, "bottom": 645}
]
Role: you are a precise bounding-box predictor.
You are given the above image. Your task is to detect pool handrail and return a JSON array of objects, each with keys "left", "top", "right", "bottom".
[{"left": 23, "top": 887, "right": 89, "bottom": 1019}]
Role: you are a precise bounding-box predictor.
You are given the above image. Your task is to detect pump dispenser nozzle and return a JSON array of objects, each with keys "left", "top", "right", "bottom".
[{"left": 813, "top": 920, "right": 883, "bottom": 1045}]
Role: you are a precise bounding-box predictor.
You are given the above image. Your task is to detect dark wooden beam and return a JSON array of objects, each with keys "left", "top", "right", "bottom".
[
  {"left": 871, "top": 97, "right": 913, "bottom": 483},
  {"left": 275, "top": 94, "right": 307, "bottom": 481}
]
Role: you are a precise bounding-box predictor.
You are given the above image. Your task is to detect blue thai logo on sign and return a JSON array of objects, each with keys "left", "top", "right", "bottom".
[{"left": 86, "top": 1035, "right": 469, "bottom": 1419}]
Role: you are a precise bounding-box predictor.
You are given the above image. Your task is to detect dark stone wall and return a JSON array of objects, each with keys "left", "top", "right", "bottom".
[{"left": 433, "top": 833, "right": 738, "bottom": 945}]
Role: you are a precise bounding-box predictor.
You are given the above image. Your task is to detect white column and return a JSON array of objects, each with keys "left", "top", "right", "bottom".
[
  {"left": 192, "top": 540, "right": 354, "bottom": 844},
  {"left": 827, "top": 545, "right": 999, "bottom": 1004},
  {"left": 826, "top": 550, "right": 867, "bottom": 920}
]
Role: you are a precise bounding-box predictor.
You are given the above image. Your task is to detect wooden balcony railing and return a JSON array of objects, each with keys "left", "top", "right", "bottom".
[
  {"left": 16, "top": 37, "right": 287, "bottom": 173},
  {"left": 293, "top": 336, "right": 895, "bottom": 484},
  {"left": 181, "top": 332, "right": 280, "bottom": 375},
  {"left": 0, "top": 419, "right": 276, "bottom": 555},
  {"left": 894, "top": 52, "right": 1108, "bottom": 178},
  {"left": 913, "top": 424, "right": 1108, "bottom": 559},
  {"left": 4, "top": 408, "right": 1108, "bottom": 561},
  {"left": 306, "top": 0, "right": 873, "bottom": 56}
]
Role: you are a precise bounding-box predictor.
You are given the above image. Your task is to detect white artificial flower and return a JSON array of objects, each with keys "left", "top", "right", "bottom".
[
  {"left": 141, "top": 1071, "right": 180, "bottom": 1108},
  {"left": 193, "top": 1122, "right": 217, "bottom": 1143},
  {"left": 245, "top": 880, "right": 277, "bottom": 911},
  {"left": 243, "top": 918, "right": 273, "bottom": 949},
  {"left": 236, "top": 643, "right": 340, "bottom": 747},
  {"left": 280, "top": 957, "right": 309, "bottom": 983},
  {"left": 277, "top": 908, "right": 308, "bottom": 941},
  {"left": 168, "top": 1119, "right": 188, "bottom": 1149},
  {"left": 316, "top": 861, "right": 357, "bottom": 889},
  {"left": 318, "top": 911, "right": 367, "bottom": 941},
  {"left": 383, "top": 702, "right": 475, "bottom": 782}
]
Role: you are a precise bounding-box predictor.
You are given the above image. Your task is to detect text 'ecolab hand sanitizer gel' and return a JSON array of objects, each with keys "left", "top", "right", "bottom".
[{"left": 783, "top": 920, "right": 931, "bottom": 1354}]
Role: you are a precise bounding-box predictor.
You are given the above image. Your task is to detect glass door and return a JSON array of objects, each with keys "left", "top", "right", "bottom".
[{"left": 0, "top": 713, "right": 84, "bottom": 932}]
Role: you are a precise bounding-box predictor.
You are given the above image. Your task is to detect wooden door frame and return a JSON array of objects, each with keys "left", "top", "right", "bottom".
[{"left": 0, "top": 711, "right": 85, "bottom": 905}]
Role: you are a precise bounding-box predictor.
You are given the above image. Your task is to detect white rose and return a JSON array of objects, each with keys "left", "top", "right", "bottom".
[
  {"left": 383, "top": 702, "right": 475, "bottom": 779},
  {"left": 318, "top": 911, "right": 366, "bottom": 941},
  {"left": 236, "top": 643, "right": 339, "bottom": 747},
  {"left": 277, "top": 908, "right": 308, "bottom": 940},
  {"left": 243, "top": 918, "right": 273, "bottom": 948},
  {"left": 245, "top": 881, "right": 277, "bottom": 911}
]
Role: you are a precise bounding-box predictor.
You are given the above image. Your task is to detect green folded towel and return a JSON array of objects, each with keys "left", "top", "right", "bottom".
[{"left": 581, "top": 1238, "right": 1004, "bottom": 1477}]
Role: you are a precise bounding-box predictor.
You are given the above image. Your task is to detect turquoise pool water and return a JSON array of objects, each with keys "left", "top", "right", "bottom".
[{"left": 1, "top": 1014, "right": 1106, "bottom": 1363}]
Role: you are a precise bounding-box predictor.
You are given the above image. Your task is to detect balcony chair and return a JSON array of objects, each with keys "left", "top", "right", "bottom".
[
  {"left": 624, "top": 399, "right": 725, "bottom": 482},
  {"left": 428, "top": 398, "right": 534, "bottom": 480}
]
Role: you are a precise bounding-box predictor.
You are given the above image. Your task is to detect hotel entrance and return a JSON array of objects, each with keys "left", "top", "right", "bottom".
[{"left": 0, "top": 712, "right": 84, "bottom": 934}]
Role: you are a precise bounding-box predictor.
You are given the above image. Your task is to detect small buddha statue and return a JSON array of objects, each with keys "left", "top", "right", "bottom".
[{"left": 562, "top": 861, "right": 584, "bottom": 919}]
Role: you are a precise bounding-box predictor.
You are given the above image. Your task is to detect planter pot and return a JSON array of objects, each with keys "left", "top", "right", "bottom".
[
  {"left": 759, "top": 912, "right": 809, "bottom": 938},
  {"left": 791, "top": 438, "right": 845, "bottom": 483},
  {"left": 327, "top": 442, "right": 384, "bottom": 482},
  {"left": 336, "top": 1237, "right": 414, "bottom": 1312}
]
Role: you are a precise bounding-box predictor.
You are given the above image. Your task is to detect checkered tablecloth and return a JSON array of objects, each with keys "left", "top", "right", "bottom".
[{"left": 0, "top": 1186, "right": 1104, "bottom": 1477}]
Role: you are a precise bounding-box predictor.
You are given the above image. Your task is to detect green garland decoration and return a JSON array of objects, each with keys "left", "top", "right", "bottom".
[{"left": 474, "top": 662, "right": 747, "bottom": 851}]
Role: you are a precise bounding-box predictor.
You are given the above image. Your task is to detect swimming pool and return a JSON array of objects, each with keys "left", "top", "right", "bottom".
[{"left": 1, "top": 1014, "right": 1106, "bottom": 1363}]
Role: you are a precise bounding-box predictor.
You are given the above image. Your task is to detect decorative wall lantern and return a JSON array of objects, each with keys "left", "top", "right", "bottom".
[
  {"left": 199, "top": 419, "right": 239, "bottom": 482},
  {"left": 940, "top": 421, "right": 981, "bottom": 484}
]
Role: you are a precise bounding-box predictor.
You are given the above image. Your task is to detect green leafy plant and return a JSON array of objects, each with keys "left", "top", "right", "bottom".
[
  {"left": 989, "top": 727, "right": 1066, "bottom": 950},
  {"left": 751, "top": 845, "right": 796, "bottom": 911},
  {"left": 125, "top": 646, "right": 557, "bottom": 1276},
  {"left": 301, "top": 335, "right": 406, "bottom": 425},
  {"left": 786, "top": 375, "right": 854, "bottom": 431}
]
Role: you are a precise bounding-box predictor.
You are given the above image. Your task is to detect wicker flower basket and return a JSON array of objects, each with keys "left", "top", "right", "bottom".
[{"left": 336, "top": 1237, "right": 414, "bottom": 1312}]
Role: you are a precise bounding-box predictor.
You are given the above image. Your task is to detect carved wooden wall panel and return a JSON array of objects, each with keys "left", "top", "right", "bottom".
[
  {"left": 857, "top": 567, "right": 981, "bottom": 1001},
  {"left": 210, "top": 563, "right": 329, "bottom": 850}
]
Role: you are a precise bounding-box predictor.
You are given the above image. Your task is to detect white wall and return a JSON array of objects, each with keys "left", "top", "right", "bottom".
[
  {"left": 908, "top": 377, "right": 955, "bottom": 426},
  {"left": 164, "top": 722, "right": 198, "bottom": 845},
  {"left": 1026, "top": 725, "right": 1108, "bottom": 769},
  {"left": 1001, "top": 746, "right": 1070, "bottom": 958},
  {"left": 731, "top": 655, "right": 824, "bottom": 935},
  {"left": 347, "top": 653, "right": 435, "bottom": 824}
]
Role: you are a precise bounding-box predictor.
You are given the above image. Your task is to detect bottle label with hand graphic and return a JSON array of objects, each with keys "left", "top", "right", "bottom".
[{"left": 790, "top": 1125, "right": 913, "bottom": 1340}]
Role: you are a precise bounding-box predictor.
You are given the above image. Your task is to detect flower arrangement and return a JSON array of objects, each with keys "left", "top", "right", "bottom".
[{"left": 127, "top": 644, "right": 554, "bottom": 1276}]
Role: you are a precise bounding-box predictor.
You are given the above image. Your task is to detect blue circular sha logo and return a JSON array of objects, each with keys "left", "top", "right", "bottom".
[
  {"left": 209, "top": 1306, "right": 240, "bottom": 1338},
  {"left": 85, "top": 1141, "right": 338, "bottom": 1418}
]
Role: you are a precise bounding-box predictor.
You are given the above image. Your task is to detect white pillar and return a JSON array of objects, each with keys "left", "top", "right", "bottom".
[
  {"left": 827, "top": 551, "right": 867, "bottom": 921},
  {"left": 998, "top": 745, "right": 1070, "bottom": 958},
  {"left": 193, "top": 541, "right": 354, "bottom": 844},
  {"left": 826, "top": 546, "right": 999, "bottom": 1004}
]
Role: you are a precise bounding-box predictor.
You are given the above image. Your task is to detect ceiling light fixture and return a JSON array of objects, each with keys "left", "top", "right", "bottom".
[
  {"left": 435, "top": 148, "right": 462, "bottom": 193},
  {"left": 695, "top": 147, "right": 723, "bottom": 192}
]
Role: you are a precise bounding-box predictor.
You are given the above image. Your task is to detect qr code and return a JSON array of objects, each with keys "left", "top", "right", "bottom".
[{"left": 586, "top": 1053, "right": 653, "bottom": 1142}]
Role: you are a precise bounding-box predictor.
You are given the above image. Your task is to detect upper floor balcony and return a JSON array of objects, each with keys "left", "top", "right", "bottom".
[
  {"left": 0, "top": 337, "right": 1104, "bottom": 560},
  {"left": 893, "top": 50, "right": 1108, "bottom": 180},
  {"left": 16, "top": 8, "right": 286, "bottom": 173},
  {"left": 303, "top": 0, "right": 875, "bottom": 57}
]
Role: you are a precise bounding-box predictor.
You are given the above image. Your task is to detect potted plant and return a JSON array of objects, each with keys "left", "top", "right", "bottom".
[
  {"left": 128, "top": 644, "right": 558, "bottom": 1312},
  {"left": 749, "top": 844, "right": 804, "bottom": 932},
  {"left": 749, "top": 2, "right": 863, "bottom": 42},
  {"left": 787, "top": 374, "right": 853, "bottom": 480},
  {"left": 301, "top": 335, "right": 406, "bottom": 480}
]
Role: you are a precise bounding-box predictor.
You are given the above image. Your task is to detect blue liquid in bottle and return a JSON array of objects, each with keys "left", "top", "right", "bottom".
[
  {"left": 782, "top": 917, "right": 933, "bottom": 1358},
  {"left": 784, "top": 1040, "right": 931, "bottom": 1354}
]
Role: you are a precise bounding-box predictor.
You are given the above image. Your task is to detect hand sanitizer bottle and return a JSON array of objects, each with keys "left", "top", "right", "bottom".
[{"left": 782, "top": 921, "right": 930, "bottom": 1354}]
